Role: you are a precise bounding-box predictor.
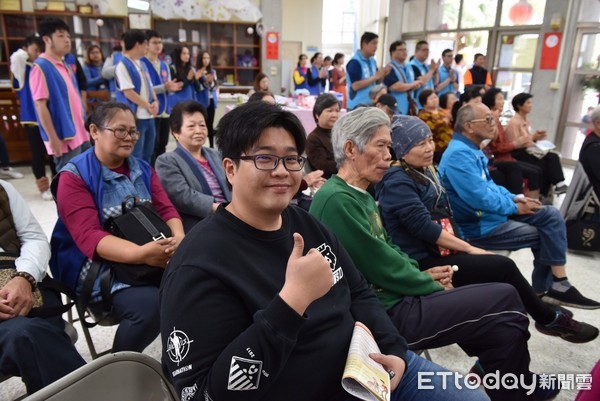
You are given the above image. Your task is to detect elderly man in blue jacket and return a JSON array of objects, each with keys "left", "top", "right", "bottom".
[{"left": 438, "top": 102, "right": 600, "bottom": 310}]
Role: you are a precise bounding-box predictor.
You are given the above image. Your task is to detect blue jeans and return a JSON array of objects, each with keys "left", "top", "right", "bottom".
[
  {"left": 468, "top": 206, "right": 566, "bottom": 293},
  {"left": 132, "top": 118, "right": 156, "bottom": 163},
  {"left": 111, "top": 285, "right": 160, "bottom": 352},
  {"left": 389, "top": 350, "right": 489, "bottom": 401}
]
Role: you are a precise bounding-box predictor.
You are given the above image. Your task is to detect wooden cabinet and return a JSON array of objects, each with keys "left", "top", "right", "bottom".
[
  {"left": 153, "top": 19, "right": 261, "bottom": 87},
  {"left": 0, "top": 12, "right": 127, "bottom": 82}
]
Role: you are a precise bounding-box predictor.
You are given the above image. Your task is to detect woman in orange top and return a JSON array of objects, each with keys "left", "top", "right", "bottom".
[
  {"left": 330, "top": 53, "right": 347, "bottom": 109},
  {"left": 417, "top": 89, "right": 453, "bottom": 163}
]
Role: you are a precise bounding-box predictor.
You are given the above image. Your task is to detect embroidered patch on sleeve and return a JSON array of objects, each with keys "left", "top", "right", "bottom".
[{"left": 227, "top": 356, "right": 262, "bottom": 391}]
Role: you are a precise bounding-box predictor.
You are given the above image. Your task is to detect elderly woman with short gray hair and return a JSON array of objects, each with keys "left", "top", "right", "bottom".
[{"left": 579, "top": 106, "right": 600, "bottom": 198}]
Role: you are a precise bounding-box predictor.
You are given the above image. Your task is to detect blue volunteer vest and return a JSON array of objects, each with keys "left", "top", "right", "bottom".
[
  {"left": 49, "top": 147, "right": 153, "bottom": 292},
  {"left": 33, "top": 57, "right": 80, "bottom": 141},
  {"left": 108, "top": 52, "right": 123, "bottom": 96},
  {"left": 116, "top": 56, "right": 153, "bottom": 114},
  {"left": 307, "top": 65, "right": 322, "bottom": 96},
  {"left": 294, "top": 66, "right": 308, "bottom": 91},
  {"left": 436, "top": 65, "right": 456, "bottom": 96},
  {"left": 12, "top": 63, "right": 37, "bottom": 124},
  {"left": 347, "top": 51, "right": 378, "bottom": 110},
  {"left": 140, "top": 56, "right": 170, "bottom": 115},
  {"left": 389, "top": 60, "right": 414, "bottom": 116}
]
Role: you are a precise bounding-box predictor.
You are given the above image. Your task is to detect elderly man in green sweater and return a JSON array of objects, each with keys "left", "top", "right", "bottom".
[{"left": 309, "top": 107, "right": 557, "bottom": 401}]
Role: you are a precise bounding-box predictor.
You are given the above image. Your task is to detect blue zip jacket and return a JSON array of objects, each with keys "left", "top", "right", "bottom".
[{"left": 437, "top": 132, "right": 518, "bottom": 239}]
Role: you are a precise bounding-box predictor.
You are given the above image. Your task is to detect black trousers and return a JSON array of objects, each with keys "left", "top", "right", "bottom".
[
  {"left": 207, "top": 98, "right": 216, "bottom": 147},
  {"left": 513, "top": 149, "right": 564, "bottom": 196},
  {"left": 0, "top": 288, "right": 85, "bottom": 393},
  {"left": 152, "top": 117, "right": 171, "bottom": 165},
  {"left": 388, "top": 282, "right": 532, "bottom": 401},
  {"left": 24, "top": 125, "right": 56, "bottom": 179},
  {"left": 489, "top": 161, "right": 524, "bottom": 194},
  {"left": 418, "top": 253, "right": 555, "bottom": 324}
]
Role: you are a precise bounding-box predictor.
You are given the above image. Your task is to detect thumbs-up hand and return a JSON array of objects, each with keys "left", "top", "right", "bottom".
[{"left": 279, "top": 233, "right": 334, "bottom": 315}]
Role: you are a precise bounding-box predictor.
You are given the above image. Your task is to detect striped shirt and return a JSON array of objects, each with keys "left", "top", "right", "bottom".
[{"left": 198, "top": 159, "right": 226, "bottom": 202}]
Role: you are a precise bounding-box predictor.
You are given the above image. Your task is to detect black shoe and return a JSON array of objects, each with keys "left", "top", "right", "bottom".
[
  {"left": 538, "top": 296, "right": 574, "bottom": 318},
  {"left": 535, "top": 311, "right": 599, "bottom": 343},
  {"left": 541, "top": 287, "right": 600, "bottom": 310},
  {"left": 554, "top": 183, "right": 568, "bottom": 194}
]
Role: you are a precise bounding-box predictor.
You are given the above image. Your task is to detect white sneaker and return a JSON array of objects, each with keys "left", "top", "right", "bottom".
[
  {"left": 0, "top": 167, "right": 24, "bottom": 179},
  {"left": 41, "top": 189, "right": 53, "bottom": 201}
]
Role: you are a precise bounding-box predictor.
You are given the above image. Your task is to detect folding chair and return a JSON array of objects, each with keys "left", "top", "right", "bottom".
[{"left": 24, "top": 352, "right": 178, "bottom": 401}]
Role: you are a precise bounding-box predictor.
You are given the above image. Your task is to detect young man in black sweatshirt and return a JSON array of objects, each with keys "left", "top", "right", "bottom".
[{"left": 160, "top": 102, "right": 488, "bottom": 401}]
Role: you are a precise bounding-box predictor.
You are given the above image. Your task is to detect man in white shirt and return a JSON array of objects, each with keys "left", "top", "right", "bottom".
[
  {"left": 115, "top": 29, "right": 159, "bottom": 163},
  {"left": 0, "top": 180, "right": 85, "bottom": 393}
]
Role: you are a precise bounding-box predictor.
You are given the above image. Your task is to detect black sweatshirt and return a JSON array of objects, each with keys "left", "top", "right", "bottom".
[{"left": 160, "top": 205, "right": 407, "bottom": 401}]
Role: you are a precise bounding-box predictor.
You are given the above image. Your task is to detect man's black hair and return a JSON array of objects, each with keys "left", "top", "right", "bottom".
[
  {"left": 146, "top": 30, "right": 161, "bottom": 40},
  {"left": 389, "top": 40, "right": 406, "bottom": 56},
  {"left": 360, "top": 32, "right": 378, "bottom": 47},
  {"left": 38, "top": 18, "right": 70, "bottom": 38},
  {"left": 216, "top": 102, "right": 306, "bottom": 161},
  {"left": 122, "top": 29, "right": 148, "bottom": 51},
  {"left": 23, "top": 35, "right": 44, "bottom": 50}
]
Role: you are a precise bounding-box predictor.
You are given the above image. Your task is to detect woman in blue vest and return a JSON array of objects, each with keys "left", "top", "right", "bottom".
[
  {"left": 83, "top": 45, "right": 108, "bottom": 91},
  {"left": 168, "top": 46, "right": 196, "bottom": 111},
  {"left": 194, "top": 50, "right": 218, "bottom": 147},
  {"left": 293, "top": 53, "right": 309, "bottom": 92},
  {"left": 306, "top": 52, "right": 326, "bottom": 96},
  {"left": 50, "top": 102, "right": 184, "bottom": 352},
  {"left": 155, "top": 100, "right": 231, "bottom": 232}
]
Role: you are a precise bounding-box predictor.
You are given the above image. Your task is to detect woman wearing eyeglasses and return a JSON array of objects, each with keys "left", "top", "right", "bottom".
[
  {"left": 155, "top": 100, "right": 231, "bottom": 232},
  {"left": 375, "top": 116, "right": 597, "bottom": 344},
  {"left": 50, "top": 102, "right": 184, "bottom": 353}
]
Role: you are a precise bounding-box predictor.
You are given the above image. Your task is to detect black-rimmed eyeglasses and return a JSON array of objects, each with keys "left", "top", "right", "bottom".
[
  {"left": 100, "top": 127, "right": 141, "bottom": 140},
  {"left": 238, "top": 154, "right": 306, "bottom": 171}
]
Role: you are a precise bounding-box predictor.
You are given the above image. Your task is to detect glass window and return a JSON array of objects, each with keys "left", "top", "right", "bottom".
[
  {"left": 6, "top": 15, "right": 36, "bottom": 38},
  {"left": 428, "top": 32, "right": 457, "bottom": 60},
  {"left": 211, "top": 25, "right": 234, "bottom": 45},
  {"left": 427, "top": 0, "right": 460, "bottom": 31},
  {"left": 500, "top": 0, "right": 546, "bottom": 26},
  {"left": 322, "top": 0, "right": 357, "bottom": 47},
  {"left": 498, "top": 34, "right": 538, "bottom": 69},
  {"left": 577, "top": 33, "right": 600, "bottom": 70},
  {"left": 154, "top": 21, "right": 181, "bottom": 45},
  {"left": 578, "top": 0, "right": 600, "bottom": 23},
  {"left": 460, "top": 0, "right": 498, "bottom": 29},
  {"left": 457, "top": 30, "right": 490, "bottom": 61},
  {"left": 495, "top": 71, "right": 533, "bottom": 102},
  {"left": 402, "top": 0, "right": 426, "bottom": 33}
]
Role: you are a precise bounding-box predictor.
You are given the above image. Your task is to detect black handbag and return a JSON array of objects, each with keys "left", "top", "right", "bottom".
[{"left": 103, "top": 196, "right": 172, "bottom": 287}]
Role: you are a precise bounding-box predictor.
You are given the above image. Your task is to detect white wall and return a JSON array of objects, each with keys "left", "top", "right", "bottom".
[{"left": 281, "top": 0, "right": 324, "bottom": 53}]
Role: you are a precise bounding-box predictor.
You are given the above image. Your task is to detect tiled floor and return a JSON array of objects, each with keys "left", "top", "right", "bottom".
[{"left": 1, "top": 164, "right": 599, "bottom": 401}]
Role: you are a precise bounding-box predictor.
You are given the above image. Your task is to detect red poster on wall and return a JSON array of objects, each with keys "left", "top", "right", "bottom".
[
  {"left": 266, "top": 32, "right": 279, "bottom": 60},
  {"left": 540, "top": 32, "right": 562, "bottom": 70}
]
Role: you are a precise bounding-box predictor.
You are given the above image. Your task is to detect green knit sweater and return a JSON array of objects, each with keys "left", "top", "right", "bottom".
[{"left": 310, "top": 175, "right": 443, "bottom": 310}]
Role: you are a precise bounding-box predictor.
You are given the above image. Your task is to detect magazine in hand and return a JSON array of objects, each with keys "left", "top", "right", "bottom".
[{"left": 341, "top": 322, "right": 391, "bottom": 401}]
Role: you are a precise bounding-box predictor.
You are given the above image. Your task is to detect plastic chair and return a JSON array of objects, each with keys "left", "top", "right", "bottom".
[{"left": 24, "top": 352, "right": 178, "bottom": 401}]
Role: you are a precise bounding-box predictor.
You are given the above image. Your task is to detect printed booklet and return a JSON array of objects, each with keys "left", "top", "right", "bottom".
[{"left": 341, "top": 322, "right": 391, "bottom": 401}]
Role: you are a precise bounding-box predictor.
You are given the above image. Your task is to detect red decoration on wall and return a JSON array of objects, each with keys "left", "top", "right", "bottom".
[
  {"left": 266, "top": 32, "right": 279, "bottom": 60},
  {"left": 540, "top": 32, "right": 562, "bottom": 70},
  {"left": 509, "top": 0, "right": 534, "bottom": 25}
]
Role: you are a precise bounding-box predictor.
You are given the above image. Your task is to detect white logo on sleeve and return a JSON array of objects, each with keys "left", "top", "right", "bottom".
[
  {"left": 181, "top": 384, "right": 198, "bottom": 401},
  {"left": 227, "top": 356, "right": 262, "bottom": 391},
  {"left": 317, "top": 243, "right": 343, "bottom": 285},
  {"left": 167, "top": 327, "right": 194, "bottom": 365}
]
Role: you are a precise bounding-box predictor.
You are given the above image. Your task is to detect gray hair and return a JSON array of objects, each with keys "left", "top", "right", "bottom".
[
  {"left": 368, "top": 84, "right": 386, "bottom": 101},
  {"left": 332, "top": 107, "right": 390, "bottom": 168},
  {"left": 592, "top": 106, "right": 600, "bottom": 123},
  {"left": 454, "top": 104, "right": 475, "bottom": 133}
]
